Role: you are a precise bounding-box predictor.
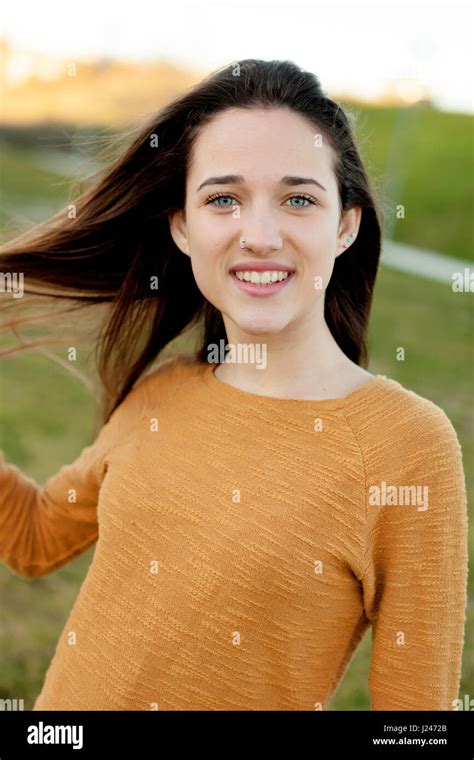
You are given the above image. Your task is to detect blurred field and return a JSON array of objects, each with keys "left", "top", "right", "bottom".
[{"left": 0, "top": 107, "right": 473, "bottom": 709}]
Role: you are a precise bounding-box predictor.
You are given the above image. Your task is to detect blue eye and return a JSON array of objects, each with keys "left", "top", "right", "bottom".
[
  {"left": 206, "top": 194, "right": 235, "bottom": 207},
  {"left": 286, "top": 196, "right": 313, "bottom": 208},
  {"left": 204, "top": 193, "right": 319, "bottom": 208}
]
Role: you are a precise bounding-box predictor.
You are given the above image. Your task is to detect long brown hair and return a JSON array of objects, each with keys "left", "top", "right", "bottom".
[{"left": 0, "top": 59, "right": 383, "bottom": 424}]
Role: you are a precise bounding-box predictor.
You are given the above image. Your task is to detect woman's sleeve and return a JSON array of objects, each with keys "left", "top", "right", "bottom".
[
  {"left": 0, "top": 369, "right": 159, "bottom": 580},
  {"left": 361, "top": 402, "right": 469, "bottom": 710}
]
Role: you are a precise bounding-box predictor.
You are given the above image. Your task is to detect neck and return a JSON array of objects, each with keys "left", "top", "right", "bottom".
[{"left": 214, "top": 311, "right": 360, "bottom": 398}]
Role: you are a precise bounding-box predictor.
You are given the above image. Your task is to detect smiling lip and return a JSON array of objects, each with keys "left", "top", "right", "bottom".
[
  {"left": 229, "top": 261, "right": 295, "bottom": 273},
  {"left": 230, "top": 270, "right": 295, "bottom": 296}
]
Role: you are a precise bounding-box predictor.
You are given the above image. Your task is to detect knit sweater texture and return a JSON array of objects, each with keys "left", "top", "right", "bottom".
[{"left": 0, "top": 354, "right": 468, "bottom": 710}]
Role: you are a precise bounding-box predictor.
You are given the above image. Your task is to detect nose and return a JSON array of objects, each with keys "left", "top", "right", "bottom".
[{"left": 239, "top": 207, "right": 283, "bottom": 254}]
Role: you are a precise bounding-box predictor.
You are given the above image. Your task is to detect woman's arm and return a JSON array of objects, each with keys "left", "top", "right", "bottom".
[
  {"left": 360, "top": 401, "right": 468, "bottom": 710},
  {"left": 0, "top": 440, "right": 108, "bottom": 579},
  {"left": 0, "top": 365, "right": 164, "bottom": 579}
]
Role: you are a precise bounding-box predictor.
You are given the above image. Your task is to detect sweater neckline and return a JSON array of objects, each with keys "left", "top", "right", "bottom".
[{"left": 200, "top": 360, "right": 388, "bottom": 409}]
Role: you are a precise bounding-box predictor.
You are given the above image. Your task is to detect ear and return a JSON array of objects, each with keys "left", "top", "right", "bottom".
[
  {"left": 336, "top": 206, "right": 362, "bottom": 259},
  {"left": 168, "top": 209, "right": 191, "bottom": 257}
]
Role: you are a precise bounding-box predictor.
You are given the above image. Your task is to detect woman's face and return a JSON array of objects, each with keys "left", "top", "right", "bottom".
[{"left": 168, "top": 106, "right": 360, "bottom": 338}]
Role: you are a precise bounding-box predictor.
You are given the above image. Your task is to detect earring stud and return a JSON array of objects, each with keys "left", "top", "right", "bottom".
[{"left": 341, "top": 233, "right": 355, "bottom": 250}]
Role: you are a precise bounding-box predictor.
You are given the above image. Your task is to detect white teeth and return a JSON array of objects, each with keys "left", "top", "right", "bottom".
[{"left": 233, "top": 270, "right": 291, "bottom": 284}]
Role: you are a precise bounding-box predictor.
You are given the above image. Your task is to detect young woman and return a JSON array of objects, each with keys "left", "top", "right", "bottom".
[{"left": 0, "top": 59, "right": 468, "bottom": 711}]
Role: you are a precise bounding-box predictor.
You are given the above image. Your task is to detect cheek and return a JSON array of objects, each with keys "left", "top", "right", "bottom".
[
  {"left": 195, "top": 212, "right": 232, "bottom": 240},
  {"left": 190, "top": 219, "right": 235, "bottom": 276},
  {"left": 297, "top": 224, "right": 337, "bottom": 291},
  {"left": 190, "top": 217, "right": 234, "bottom": 261},
  {"left": 187, "top": 246, "right": 223, "bottom": 301},
  {"left": 300, "top": 222, "right": 334, "bottom": 255}
]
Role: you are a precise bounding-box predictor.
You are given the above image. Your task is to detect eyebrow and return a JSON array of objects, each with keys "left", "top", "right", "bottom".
[{"left": 196, "top": 175, "right": 327, "bottom": 192}]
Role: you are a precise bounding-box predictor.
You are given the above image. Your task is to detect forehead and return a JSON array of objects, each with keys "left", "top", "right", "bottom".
[{"left": 188, "top": 107, "right": 335, "bottom": 187}]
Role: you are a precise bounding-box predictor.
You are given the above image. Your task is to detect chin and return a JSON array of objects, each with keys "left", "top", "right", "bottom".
[{"left": 231, "top": 315, "right": 291, "bottom": 337}]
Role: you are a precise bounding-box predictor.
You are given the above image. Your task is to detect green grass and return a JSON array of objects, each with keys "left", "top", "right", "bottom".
[
  {"left": 348, "top": 105, "right": 473, "bottom": 260},
  {"left": 0, "top": 144, "right": 73, "bottom": 238},
  {"left": 0, "top": 264, "right": 472, "bottom": 710},
  {"left": 0, "top": 144, "right": 72, "bottom": 202}
]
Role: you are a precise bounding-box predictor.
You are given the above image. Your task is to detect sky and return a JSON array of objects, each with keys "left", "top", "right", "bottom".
[{"left": 3, "top": 0, "right": 473, "bottom": 114}]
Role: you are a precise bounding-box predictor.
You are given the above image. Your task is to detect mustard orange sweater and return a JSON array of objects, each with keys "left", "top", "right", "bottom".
[{"left": 0, "top": 354, "right": 468, "bottom": 710}]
